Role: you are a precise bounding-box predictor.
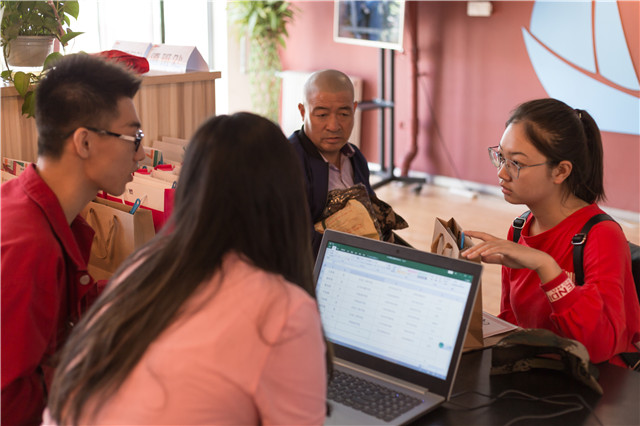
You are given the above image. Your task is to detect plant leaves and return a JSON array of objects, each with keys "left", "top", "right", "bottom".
[
  {"left": 59, "top": 30, "right": 82, "bottom": 45},
  {"left": 247, "top": 12, "right": 257, "bottom": 36},
  {"left": 22, "top": 90, "right": 35, "bottom": 117},
  {"left": 64, "top": 1, "right": 80, "bottom": 20},
  {"left": 43, "top": 16, "right": 60, "bottom": 34},
  {"left": 269, "top": 10, "right": 277, "bottom": 31},
  {"left": 43, "top": 51, "right": 63, "bottom": 69},
  {"left": 12, "top": 71, "right": 30, "bottom": 97},
  {"left": 3, "top": 22, "right": 21, "bottom": 40},
  {"left": 1, "top": 0, "right": 80, "bottom": 41}
]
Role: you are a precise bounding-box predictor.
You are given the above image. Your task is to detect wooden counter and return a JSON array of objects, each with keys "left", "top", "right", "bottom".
[{"left": 1, "top": 70, "right": 221, "bottom": 162}]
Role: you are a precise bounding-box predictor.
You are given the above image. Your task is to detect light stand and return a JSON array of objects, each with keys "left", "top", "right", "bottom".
[{"left": 359, "top": 48, "right": 426, "bottom": 191}]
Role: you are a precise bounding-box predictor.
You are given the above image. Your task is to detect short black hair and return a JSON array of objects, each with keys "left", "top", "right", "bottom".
[{"left": 35, "top": 53, "right": 141, "bottom": 158}]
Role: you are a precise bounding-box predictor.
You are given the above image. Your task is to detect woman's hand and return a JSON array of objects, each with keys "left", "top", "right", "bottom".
[{"left": 461, "top": 230, "right": 562, "bottom": 284}]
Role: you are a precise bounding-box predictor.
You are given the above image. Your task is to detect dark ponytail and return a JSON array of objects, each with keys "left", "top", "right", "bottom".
[
  {"left": 507, "top": 99, "right": 605, "bottom": 204},
  {"left": 574, "top": 109, "right": 605, "bottom": 203}
]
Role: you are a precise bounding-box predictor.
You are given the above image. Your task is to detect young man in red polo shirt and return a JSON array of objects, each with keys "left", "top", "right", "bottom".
[{"left": 1, "top": 54, "right": 145, "bottom": 425}]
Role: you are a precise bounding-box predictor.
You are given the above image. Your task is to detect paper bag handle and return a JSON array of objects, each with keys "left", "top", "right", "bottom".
[
  {"left": 431, "top": 233, "right": 454, "bottom": 256},
  {"left": 87, "top": 208, "right": 119, "bottom": 260}
]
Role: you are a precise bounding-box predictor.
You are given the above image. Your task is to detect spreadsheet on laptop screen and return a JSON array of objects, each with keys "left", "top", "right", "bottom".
[{"left": 316, "top": 241, "right": 475, "bottom": 380}]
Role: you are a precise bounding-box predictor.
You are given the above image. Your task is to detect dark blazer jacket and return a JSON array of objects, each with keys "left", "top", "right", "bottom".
[{"left": 289, "top": 127, "right": 374, "bottom": 255}]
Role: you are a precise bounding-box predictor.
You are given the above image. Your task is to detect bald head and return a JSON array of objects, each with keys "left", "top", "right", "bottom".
[
  {"left": 303, "top": 69, "right": 354, "bottom": 106},
  {"left": 297, "top": 69, "right": 357, "bottom": 165}
]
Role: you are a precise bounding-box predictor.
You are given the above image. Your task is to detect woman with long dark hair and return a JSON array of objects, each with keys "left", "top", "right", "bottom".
[
  {"left": 45, "top": 112, "right": 329, "bottom": 424},
  {"left": 463, "top": 98, "right": 640, "bottom": 368}
]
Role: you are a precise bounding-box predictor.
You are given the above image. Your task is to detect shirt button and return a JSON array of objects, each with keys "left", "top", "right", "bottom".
[{"left": 79, "top": 274, "right": 91, "bottom": 285}]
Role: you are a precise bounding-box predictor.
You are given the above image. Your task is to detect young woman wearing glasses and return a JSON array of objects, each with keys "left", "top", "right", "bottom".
[{"left": 462, "top": 98, "right": 639, "bottom": 368}]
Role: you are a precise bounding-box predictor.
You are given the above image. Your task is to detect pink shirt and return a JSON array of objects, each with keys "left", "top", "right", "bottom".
[{"left": 45, "top": 253, "right": 327, "bottom": 425}]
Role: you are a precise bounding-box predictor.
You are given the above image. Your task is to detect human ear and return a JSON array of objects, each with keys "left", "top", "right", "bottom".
[
  {"left": 552, "top": 160, "right": 573, "bottom": 184},
  {"left": 70, "top": 128, "right": 91, "bottom": 160},
  {"left": 298, "top": 103, "right": 306, "bottom": 120}
]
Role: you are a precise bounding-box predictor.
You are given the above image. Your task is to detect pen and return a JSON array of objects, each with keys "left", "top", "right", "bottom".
[{"left": 129, "top": 195, "right": 148, "bottom": 214}]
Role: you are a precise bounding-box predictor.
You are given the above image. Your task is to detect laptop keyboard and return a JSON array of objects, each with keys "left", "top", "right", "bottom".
[{"left": 328, "top": 370, "right": 423, "bottom": 422}]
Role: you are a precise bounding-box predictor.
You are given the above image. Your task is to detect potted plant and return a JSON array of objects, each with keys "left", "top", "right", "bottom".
[
  {"left": 1, "top": 1, "right": 82, "bottom": 117},
  {"left": 229, "top": 1, "right": 296, "bottom": 123}
]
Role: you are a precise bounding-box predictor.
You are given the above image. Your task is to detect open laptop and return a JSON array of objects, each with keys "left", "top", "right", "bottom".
[{"left": 314, "top": 230, "right": 482, "bottom": 425}]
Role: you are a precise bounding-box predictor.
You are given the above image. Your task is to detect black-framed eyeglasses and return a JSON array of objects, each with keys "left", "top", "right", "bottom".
[
  {"left": 86, "top": 127, "right": 144, "bottom": 151},
  {"left": 488, "top": 146, "right": 549, "bottom": 180}
]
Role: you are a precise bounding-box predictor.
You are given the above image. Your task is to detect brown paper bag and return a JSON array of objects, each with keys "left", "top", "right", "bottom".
[
  {"left": 81, "top": 198, "right": 156, "bottom": 281},
  {"left": 431, "top": 217, "right": 484, "bottom": 351},
  {"left": 314, "top": 199, "right": 380, "bottom": 240},
  {"left": 1, "top": 170, "right": 18, "bottom": 183}
]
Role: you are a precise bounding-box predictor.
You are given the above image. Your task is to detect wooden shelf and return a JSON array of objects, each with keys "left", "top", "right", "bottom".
[{"left": 1, "top": 71, "right": 221, "bottom": 162}]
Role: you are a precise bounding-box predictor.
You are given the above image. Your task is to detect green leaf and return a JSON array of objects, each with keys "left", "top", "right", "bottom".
[
  {"left": 1, "top": 70, "right": 12, "bottom": 81},
  {"left": 43, "top": 16, "right": 60, "bottom": 34},
  {"left": 43, "top": 51, "right": 63, "bottom": 69},
  {"left": 269, "top": 10, "right": 277, "bottom": 30},
  {"left": 22, "top": 90, "right": 35, "bottom": 117},
  {"left": 247, "top": 12, "right": 257, "bottom": 36},
  {"left": 4, "top": 23, "right": 21, "bottom": 40},
  {"left": 13, "top": 71, "right": 30, "bottom": 97},
  {"left": 64, "top": 1, "right": 80, "bottom": 20},
  {"left": 59, "top": 31, "right": 83, "bottom": 45}
]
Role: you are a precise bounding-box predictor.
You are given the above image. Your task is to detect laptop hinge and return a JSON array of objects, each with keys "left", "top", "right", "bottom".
[{"left": 334, "top": 358, "right": 429, "bottom": 395}]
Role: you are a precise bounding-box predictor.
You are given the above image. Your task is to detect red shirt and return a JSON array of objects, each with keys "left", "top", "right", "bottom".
[
  {"left": 1, "top": 164, "right": 98, "bottom": 425},
  {"left": 500, "top": 204, "right": 640, "bottom": 367}
]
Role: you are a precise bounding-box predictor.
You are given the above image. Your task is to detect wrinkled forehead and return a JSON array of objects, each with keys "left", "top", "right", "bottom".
[
  {"left": 304, "top": 74, "right": 354, "bottom": 104},
  {"left": 306, "top": 90, "right": 355, "bottom": 111}
]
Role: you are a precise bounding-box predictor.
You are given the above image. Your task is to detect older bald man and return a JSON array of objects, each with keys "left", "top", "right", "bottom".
[{"left": 289, "top": 69, "right": 375, "bottom": 255}]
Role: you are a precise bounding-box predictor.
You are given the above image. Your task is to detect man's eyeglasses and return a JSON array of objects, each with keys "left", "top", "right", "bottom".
[
  {"left": 86, "top": 127, "right": 144, "bottom": 151},
  {"left": 488, "top": 146, "right": 549, "bottom": 180}
]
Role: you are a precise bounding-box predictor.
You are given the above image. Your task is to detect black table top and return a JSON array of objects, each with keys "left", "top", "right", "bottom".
[{"left": 412, "top": 348, "right": 640, "bottom": 425}]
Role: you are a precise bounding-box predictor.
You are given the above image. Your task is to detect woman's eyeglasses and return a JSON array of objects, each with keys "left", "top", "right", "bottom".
[{"left": 487, "top": 146, "right": 548, "bottom": 180}]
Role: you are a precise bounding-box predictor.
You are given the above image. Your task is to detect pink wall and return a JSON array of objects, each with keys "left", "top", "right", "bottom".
[{"left": 281, "top": 1, "right": 640, "bottom": 213}]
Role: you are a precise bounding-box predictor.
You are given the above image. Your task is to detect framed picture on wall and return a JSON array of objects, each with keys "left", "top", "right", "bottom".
[{"left": 333, "top": 0, "right": 405, "bottom": 51}]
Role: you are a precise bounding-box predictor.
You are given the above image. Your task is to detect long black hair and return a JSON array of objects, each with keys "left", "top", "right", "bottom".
[
  {"left": 48, "top": 112, "right": 320, "bottom": 424},
  {"left": 507, "top": 98, "right": 605, "bottom": 204}
]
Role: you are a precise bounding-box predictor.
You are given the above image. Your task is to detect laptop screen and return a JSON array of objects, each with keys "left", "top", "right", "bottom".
[{"left": 314, "top": 230, "right": 482, "bottom": 394}]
